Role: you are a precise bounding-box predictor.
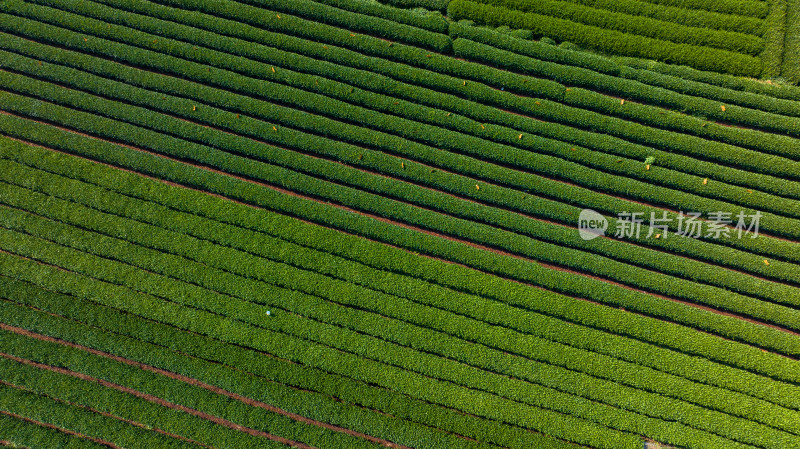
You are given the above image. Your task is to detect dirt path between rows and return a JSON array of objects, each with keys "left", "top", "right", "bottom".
[
  {"left": 0, "top": 409, "right": 121, "bottom": 448},
  {"left": 0, "top": 350, "right": 317, "bottom": 449},
  {"left": 0, "top": 323, "right": 410, "bottom": 449},
  {"left": 2, "top": 379, "right": 214, "bottom": 449}
]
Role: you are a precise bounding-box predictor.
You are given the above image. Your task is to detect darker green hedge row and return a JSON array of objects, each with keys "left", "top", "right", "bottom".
[
  {"left": 760, "top": 0, "right": 786, "bottom": 79},
  {"left": 0, "top": 328, "right": 388, "bottom": 449},
  {"left": 52, "top": 0, "right": 553, "bottom": 100},
  {"left": 618, "top": 56, "right": 800, "bottom": 100},
  {"left": 5, "top": 156, "right": 800, "bottom": 441},
  {"left": 91, "top": 0, "right": 800, "bottom": 183},
  {"left": 781, "top": 0, "right": 800, "bottom": 83},
  {"left": 4, "top": 122, "right": 800, "bottom": 404},
  {"left": 2, "top": 194, "right": 781, "bottom": 449},
  {"left": 311, "top": 0, "right": 449, "bottom": 33},
  {"left": 0, "top": 378, "right": 206, "bottom": 449},
  {"left": 451, "top": 21, "right": 800, "bottom": 120},
  {"left": 4, "top": 70, "right": 800, "bottom": 337},
  {"left": 68, "top": 0, "right": 800, "bottom": 159},
  {"left": 6, "top": 45, "right": 800, "bottom": 299},
  {"left": 632, "top": 0, "right": 769, "bottom": 18},
  {"left": 380, "top": 0, "right": 449, "bottom": 11},
  {"left": 0, "top": 277, "right": 572, "bottom": 449},
  {"left": 565, "top": 0, "right": 764, "bottom": 35},
  {"left": 30, "top": 0, "right": 800, "bottom": 196},
  {"left": 7, "top": 7, "right": 800, "bottom": 324},
  {"left": 0, "top": 411, "right": 110, "bottom": 449},
  {"left": 178, "top": 0, "right": 452, "bottom": 52},
  {"left": 447, "top": 0, "right": 762, "bottom": 76},
  {"left": 478, "top": 0, "right": 764, "bottom": 55},
  {"left": 0, "top": 243, "right": 640, "bottom": 449},
  {"left": 616, "top": 64, "right": 800, "bottom": 121}
]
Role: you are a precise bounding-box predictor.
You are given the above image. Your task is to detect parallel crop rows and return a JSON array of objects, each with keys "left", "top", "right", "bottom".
[
  {"left": 475, "top": 0, "right": 765, "bottom": 55},
  {"left": 447, "top": 0, "right": 763, "bottom": 76},
  {"left": 2, "top": 155, "right": 799, "bottom": 444},
  {"left": 1, "top": 0, "right": 800, "bottom": 368},
  {"left": 1, "top": 0, "right": 800, "bottom": 448},
  {"left": 0, "top": 0, "right": 798, "bottom": 323},
  {"left": 450, "top": 0, "right": 800, "bottom": 83},
  {"left": 0, "top": 141, "right": 798, "bottom": 449},
  {"left": 561, "top": 0, "right": 765, "bottom": 35},
  {"left": 4, "top": 136, "right": 800, "bottom": 398}
]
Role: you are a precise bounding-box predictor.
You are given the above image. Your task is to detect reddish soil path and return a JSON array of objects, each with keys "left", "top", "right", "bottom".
[
  {"left": 1, "top": 379, "right": 214, "bottom": 449},
  {"left": 0, "top": 351, "right": 317, "bottom": 449},
  {"left": 0, "top": 410, "right": 121, "bottom": 449},
  {"left": 0, "top": 323, "right": 412, "bottom": 449}
]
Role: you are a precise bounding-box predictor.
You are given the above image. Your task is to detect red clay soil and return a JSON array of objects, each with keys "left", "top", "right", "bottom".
[
  {"left": 0, "top": 410, "right": 121, "bottom": 449},
  {"left": 0, "top": 323, "right": 411, "bottom": 449}
]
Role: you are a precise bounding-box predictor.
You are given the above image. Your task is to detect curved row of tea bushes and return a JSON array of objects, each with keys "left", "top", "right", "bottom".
[
  {"left": 565, "top": 0, "right": 764, "bottom": 35},
  {"left": 477, "top": 0, "right": 764, "bottom": 55},
  {"left": 447, "top": 0, "right": 762, "bottom": 76}
]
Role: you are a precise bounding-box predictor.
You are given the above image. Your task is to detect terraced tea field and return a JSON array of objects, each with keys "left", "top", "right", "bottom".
[{"left": 0, "top": 0, "right": 799, "bottom": 448}]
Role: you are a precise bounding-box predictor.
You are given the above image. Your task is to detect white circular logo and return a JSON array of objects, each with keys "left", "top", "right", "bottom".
[{"left": 578, "top": 209, "right": 608, "bottom": 241}]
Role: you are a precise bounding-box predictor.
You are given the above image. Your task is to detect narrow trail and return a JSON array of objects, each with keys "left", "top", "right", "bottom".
[
  {"left": 0, "top": 324, "right": 412, "bottom": 449},
  {"left": 0, "top": 350, "right": 318, "bottom": 449},
  {"left": 0, "top": 409, "right": 122, "bottom": 449}
]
